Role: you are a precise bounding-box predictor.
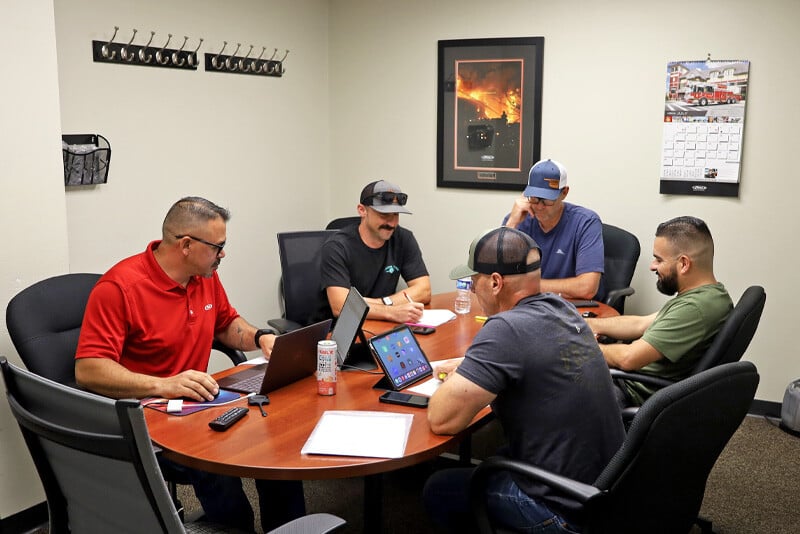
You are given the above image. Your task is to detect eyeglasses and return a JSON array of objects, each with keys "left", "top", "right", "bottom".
[
  {"left": 175, "top": 235, "right": 225, "bottom": 255},
  {"left": 362, "top": 192, "right": 408, "bottom": 206},
  {"left": 526, "top": 196, "right": 557, "bottom": 207}
]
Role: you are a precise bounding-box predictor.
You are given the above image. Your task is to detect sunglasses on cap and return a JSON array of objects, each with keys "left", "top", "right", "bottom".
[{"left": 362, "top": 192, "right": 408, "bottom": 206}]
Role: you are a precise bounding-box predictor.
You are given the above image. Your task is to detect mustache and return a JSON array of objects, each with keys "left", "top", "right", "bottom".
[{"left": 379, "top": 224, "right": 396, "bottom": 231}]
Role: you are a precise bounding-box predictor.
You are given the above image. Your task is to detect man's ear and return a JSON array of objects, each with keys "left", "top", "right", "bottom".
[
  {"left": 356, "top": 204, "right": 367, "bottom": 217},
  {"left": 560, "top": 186, "right": 570, "bottom": 200}
]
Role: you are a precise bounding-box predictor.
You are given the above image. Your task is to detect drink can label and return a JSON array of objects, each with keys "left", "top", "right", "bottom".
[{"left": 317, "top": 340, "right": 337, "bottom": 395}]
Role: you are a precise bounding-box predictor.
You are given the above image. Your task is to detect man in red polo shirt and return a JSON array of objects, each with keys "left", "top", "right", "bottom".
[{"left": 76, "top": 196, "right": 301, "bottom": 532}]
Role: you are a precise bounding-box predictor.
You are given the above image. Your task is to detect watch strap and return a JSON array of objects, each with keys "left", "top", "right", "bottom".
[{"left": 254, "top": 328, "right": 274, "bottom": 347}]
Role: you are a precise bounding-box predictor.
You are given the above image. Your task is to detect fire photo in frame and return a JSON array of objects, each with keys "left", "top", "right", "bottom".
[{"left": 437, "top": 37, "right": 544, "bottom": 190}]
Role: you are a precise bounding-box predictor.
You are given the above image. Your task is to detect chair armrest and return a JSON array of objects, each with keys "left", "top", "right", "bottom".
[
  {"left": 267, "top": 318, "right": 303, "bottom": 334},
  {"left": 609, "top": 368, "right": 675, "bottom": 389},
  {"left": 604, "top": 287, "right": 635, "bottom": 312},
  {"left": 211, "top": 340, "right": 247, "bottom": 365},
  {"left": 266, "top": 513, "right": 346, "bottom": 534},
  {"left": 470, "top": 456, "right": 603, "bottom": 533}
]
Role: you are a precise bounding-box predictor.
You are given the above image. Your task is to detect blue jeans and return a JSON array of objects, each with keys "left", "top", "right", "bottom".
[
  {"left": 423, "top": 467, "right": 579, "bottom": 533},
  {"left": 158, "top": 457, "right": 305, "bottom": 532}
]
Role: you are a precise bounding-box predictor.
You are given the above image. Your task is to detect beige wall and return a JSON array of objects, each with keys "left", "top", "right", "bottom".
[{"left": 1, "top": 0, "right": 798, "bottom": 521}]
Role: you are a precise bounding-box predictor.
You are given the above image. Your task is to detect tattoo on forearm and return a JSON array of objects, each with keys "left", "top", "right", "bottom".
[{"left": 236, "top": 325, "right": 246, "bottom": 349}]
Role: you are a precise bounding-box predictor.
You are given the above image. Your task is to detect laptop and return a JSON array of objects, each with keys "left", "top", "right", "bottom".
[
  {"left": 216, "top": 319, "right": 332, "bottom": 394},
  {"left": 368, "top": 324, "right": 433, "bottom": 391},
  {"left": 331, "top": 287, "right": 371, "bottom": 370}
]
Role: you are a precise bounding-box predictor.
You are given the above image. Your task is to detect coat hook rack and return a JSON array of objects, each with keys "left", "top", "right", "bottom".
[
  {"left": 204, "top": 42, "right": 288, "bottom": 77},
  {"left": 92, "top": 26, "right": 201, "bottom": 70}
]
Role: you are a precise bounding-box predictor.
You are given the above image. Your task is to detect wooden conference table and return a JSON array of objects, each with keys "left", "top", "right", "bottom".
[{"left": 145, "top": 292, "right": 616, "bottom": 530}]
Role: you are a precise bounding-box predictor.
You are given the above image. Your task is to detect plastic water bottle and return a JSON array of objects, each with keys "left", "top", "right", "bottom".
[{"left": 454, "top": 278, "right": 472, "bottom": 314}]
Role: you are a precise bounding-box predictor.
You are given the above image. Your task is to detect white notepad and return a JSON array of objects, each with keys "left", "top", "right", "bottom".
[
  {"left": 407, "top": 309, "right": 457, "bottom": 328},
  {"left": 301, "top": 410, "right": 413, "bottom": 458}
]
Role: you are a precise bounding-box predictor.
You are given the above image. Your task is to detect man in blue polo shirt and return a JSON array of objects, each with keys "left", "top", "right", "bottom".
[{"left": 503, "top": 158, "right": 605, "bottom": 300}]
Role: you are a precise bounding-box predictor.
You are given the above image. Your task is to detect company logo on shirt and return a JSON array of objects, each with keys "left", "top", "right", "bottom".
[
  {"left": 204, "top": 304, "right": 213, "bottom": 311},
  {"left": 555, "top": 248, "right": 566, "bottom": 256},
  {"left": 384, "top": 265, "right": 399, "bottom": 274}
]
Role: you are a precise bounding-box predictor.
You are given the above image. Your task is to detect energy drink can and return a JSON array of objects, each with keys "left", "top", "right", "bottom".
[{"left": 317, "top": 340, "right": 337, "bottom": 395}]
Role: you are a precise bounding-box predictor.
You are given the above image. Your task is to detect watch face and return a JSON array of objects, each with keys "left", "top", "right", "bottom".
[{"left": 382, "top": 297, "right": 393, "bottom": 306}]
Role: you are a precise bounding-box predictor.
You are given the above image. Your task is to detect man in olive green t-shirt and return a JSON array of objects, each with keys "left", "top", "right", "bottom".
[{"left": 585, "top": 216, "right": 733, "bottom": 406}]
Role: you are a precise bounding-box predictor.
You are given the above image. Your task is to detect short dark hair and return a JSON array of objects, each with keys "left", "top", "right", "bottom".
[
  {"left": 656, "top": 215, "right": 714, "bottom": 258},
  {"left": 162, "top": 196, "right": 230, "bottom": 238}
]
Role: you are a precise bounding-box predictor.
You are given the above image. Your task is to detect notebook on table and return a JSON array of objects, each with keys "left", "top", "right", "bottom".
[
  {"left": 368, "top": 324, "right": 433, "bottom": 391},
  {"left": 216, "top": 319, "right": 332, "bottom": 394}
]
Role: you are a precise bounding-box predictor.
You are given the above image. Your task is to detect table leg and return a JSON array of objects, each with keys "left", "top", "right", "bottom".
[{"left": 363, "top": 473, "right": 383, "bottom": 532}]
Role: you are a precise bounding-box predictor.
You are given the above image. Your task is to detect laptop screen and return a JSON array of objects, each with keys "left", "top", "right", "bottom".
[
  {"left": 331, "top": 287, "right": 369, "bottom": 368},
  {"left": 369, "top": 325, "right": 433, "bottom": 390}
]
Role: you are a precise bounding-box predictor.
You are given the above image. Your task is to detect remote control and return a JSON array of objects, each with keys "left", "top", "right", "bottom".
[{"left": 208, "top": 407, "right": 249, "bottom": 431}]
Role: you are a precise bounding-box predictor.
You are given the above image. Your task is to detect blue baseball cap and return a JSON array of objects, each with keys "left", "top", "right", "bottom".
[{"left": 523, "top": 159, "right": 568, "bottom": 200}]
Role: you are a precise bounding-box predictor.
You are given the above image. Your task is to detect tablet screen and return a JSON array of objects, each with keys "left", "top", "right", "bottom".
[{"left": 369, "top": 325, "right": 433, "bottom": 390}]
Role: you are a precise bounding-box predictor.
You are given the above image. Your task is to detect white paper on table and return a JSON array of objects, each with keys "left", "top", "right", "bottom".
[
  {"left": 412, "top": 309, "right": 456, "bottom": 327},
  {"left": 407, "top": 377, "right": 441, "bottom": 396},
  {"left": 407, "top": 357, "right": 464, "bottom": 396},
  {"left": 301, "top": 410, "right": 414, "bottom": 458}
]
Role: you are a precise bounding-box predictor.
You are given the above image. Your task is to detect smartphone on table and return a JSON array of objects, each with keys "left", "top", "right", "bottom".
[{"left": 379, "top": 390, "right": 429, "bottom": 408}]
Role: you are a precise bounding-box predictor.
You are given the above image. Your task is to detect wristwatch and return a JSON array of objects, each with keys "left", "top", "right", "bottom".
[
  {"left": 382, "top": 296, "right": 393, "bottom": 306},
  {"left": 254, "top": 328, "right": 275, "bottom": 347}
]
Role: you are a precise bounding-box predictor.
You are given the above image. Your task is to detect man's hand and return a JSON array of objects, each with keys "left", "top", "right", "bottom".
[
  {"left": 504, "top": 196, "right": 535, "bottom": 228},
  {"left": 157, "top": 370, "right": 219, "bottom": 401},
  {"left": 256, "top": 333, "right": 276, "bottom": 358},
  {"left": 387, "top": 301, "right": 424, "bottom": 323},
  {"left": 433, "top": 358, "right": 464, "bottom": 381}
]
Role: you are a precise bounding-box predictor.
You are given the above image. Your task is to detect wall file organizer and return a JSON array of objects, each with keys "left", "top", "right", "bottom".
[{"left": 62, "top": 134, "right": 111, "bottom": 186}]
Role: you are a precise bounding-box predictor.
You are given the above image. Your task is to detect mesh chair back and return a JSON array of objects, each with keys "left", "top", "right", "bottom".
[
  {"left": 592, "top": 361, "right": 758, "bottom": 533},
  {"left": 692, "top": 286, "right": 766, "bottom": 375},
  {"left": 601, "top": 224, "right": 640, "bottom": 313},
  {"left": 1, "top": 357, "right": 186, "bottom": 534},
  {"left": 6, "top": 273, "right": 101, "bottom": 385},
  {"left": 277, "top": 231, "right": 338, "bottom": 326}
]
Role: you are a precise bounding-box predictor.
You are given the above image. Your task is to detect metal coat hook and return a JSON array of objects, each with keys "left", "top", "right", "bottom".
[
  {"left": 187, "top": 38, "right": 203, "bottom": 67},
  {"left": 212, "top": 41, "right": 228, "bottom": 70},
  {"left": 172, "top": 36, "right": 189, "bottom": 67},
  {"left": 155, "top": 34, "right": 172, "bottom": 65},
  {"left": 92, "top": 27, "right": 200, "bottom": 71},
  {"left": 101, "top": 26, "right": 119, "bottom": 59},
  {"left": 264, "top": 48, "right": 278, "bottom": 73},
  {"left": 138, "top": 31, "right": 155, "bottom": 63},
  {"left": 120, "top": 28, "right": 138, "bottom": 62},
  {"left": 202, "top": 42, "right": 287, "bottom": 77},
  {"left": 225, "top": 43, "right": 242, "bottom": 71},
  {"left": 238, "top": 45, "right": 254, "bottom": 72},
  {"left": 278, "top": 49, "right": 289, "bottom": 74}
]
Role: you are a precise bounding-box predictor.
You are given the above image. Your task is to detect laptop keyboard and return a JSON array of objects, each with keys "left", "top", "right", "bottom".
[{"left": 223, "top": 373, "right": 263, "bottom": 394}]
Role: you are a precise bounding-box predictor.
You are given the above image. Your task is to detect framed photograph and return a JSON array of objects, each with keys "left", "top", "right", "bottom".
[{"left": 437, "top": 37, "right": 544, "bottom": 191}]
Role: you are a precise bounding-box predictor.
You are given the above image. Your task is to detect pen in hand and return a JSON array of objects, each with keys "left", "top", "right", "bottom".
[{"left": 403, "top": 291, "right": 414, "bottom": 304}]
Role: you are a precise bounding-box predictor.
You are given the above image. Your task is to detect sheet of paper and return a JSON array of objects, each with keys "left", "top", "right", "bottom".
[
  {"left": 406, "top": 309, "right": 457, "bottom": 328},
  {"left": 301, "top": 410, "right": 414, "bottom": 458},
  {"left": 407, "top": 357, "right": 464, "bottom": 396}
]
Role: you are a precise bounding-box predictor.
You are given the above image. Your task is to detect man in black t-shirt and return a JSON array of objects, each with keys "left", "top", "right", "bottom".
[
  {"left": 424, "top": 227, "right": 624, "bottom": 533},
  {"left": 316, "top": 180, "right": 430, "bottom": 323}
]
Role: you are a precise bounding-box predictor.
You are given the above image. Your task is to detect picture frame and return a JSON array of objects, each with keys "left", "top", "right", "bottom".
[{"left": 437, "top": 37, "right": 544, "bottom": 191}]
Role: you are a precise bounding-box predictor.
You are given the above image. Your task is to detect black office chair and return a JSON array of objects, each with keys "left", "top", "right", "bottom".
[
  {"left": 325, "top": 216, "right": 361, "bottom": 230},
  {"left": 268, "top": 231, "right": 338, "bottom": 333},
  {"left": 5, "top": 272, "right": 247, "bottom": 516},
  {"left": 0, "top": 357, "right": 346, "bottom": 534},
  {"left": 470, "top": 361, "right": 759, "bottom": 534},
  {"left": 5, "top": 273, "right": 247, "bottom": 386},
  {"left": 611, "top": 285, "right": 766, "bottom": 419},
  {"left": 601, "top": 223, "right": 640, "bottom": 314}
]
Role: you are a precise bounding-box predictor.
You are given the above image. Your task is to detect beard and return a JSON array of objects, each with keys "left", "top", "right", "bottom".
[{"left": 656, "top": 269, "right": 678, "bottom": 296}]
